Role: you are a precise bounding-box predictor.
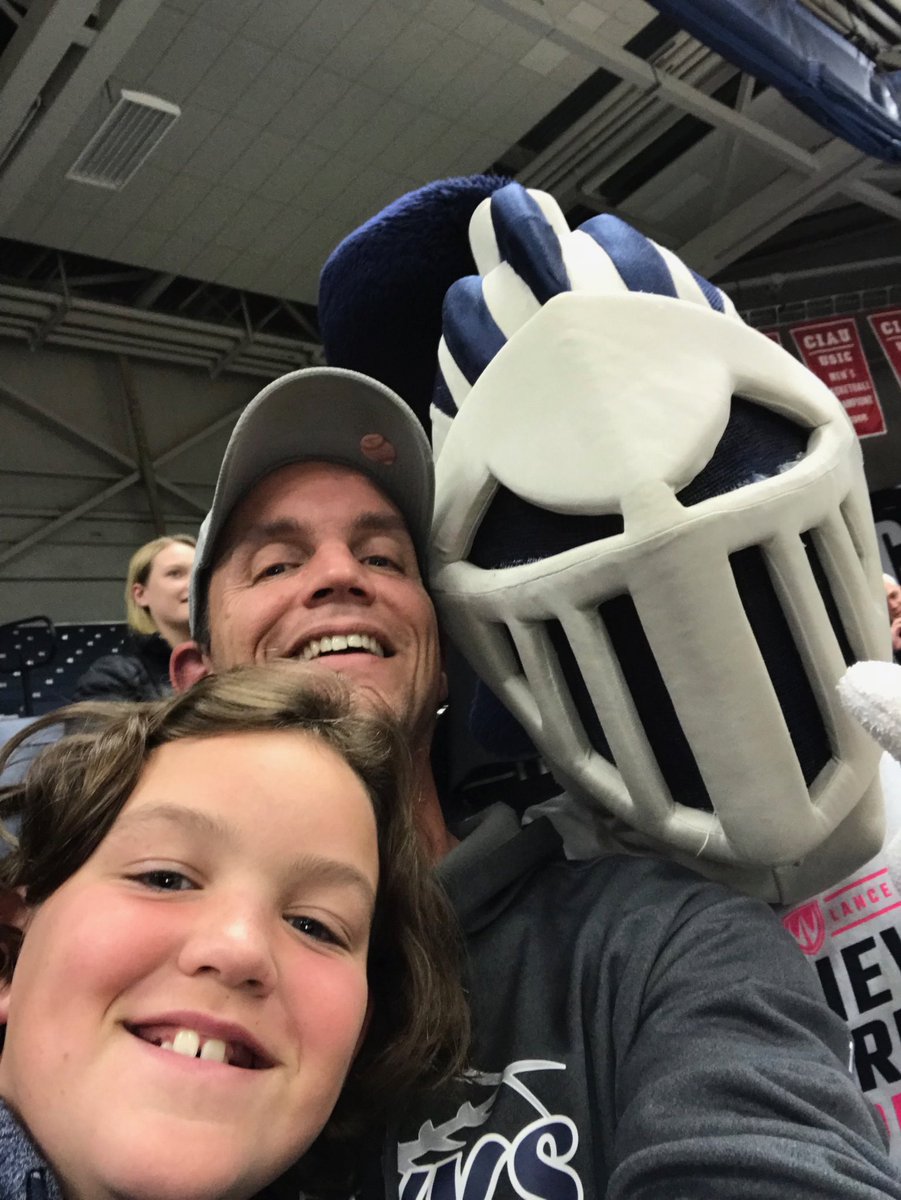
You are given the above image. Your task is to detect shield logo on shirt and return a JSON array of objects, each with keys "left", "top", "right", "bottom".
[{"left": 782, "top": 899, "right": 826, "bottom": 956}]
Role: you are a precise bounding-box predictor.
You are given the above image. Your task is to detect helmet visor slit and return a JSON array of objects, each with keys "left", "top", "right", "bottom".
[
  {"left": 597, "top": 594, "right": 713, "bottom": 814},
  {"left": 544, "top": 618, "right": 616, "bottom": 764},
  {"left": 801, "top": 531, "right": 856, "bottom": 668},
  {"left": 730, "top": 544, "right": 831, "bottom": 787}
]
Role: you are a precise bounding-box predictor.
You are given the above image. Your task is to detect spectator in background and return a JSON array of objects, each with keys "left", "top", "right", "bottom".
[
  {"left": 73, "top": 535, "right": 195, "bottom": 702},
  {"left": 884, "top": 574, "right": 901, "bottom": 660}
]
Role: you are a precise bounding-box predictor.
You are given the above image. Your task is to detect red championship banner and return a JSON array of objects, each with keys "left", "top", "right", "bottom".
[
  {"left": 790, "top": 316, "right": 886, "bottom": 438},
  {"left": 759, "top": 329, "right": 783, "bottom": 345},
  {"left": 868, "top": 309, "right": 901, "bottom": 393}
]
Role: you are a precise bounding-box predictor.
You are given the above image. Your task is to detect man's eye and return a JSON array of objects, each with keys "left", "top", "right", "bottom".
[
  {"left": 362, "top": 554, "right": 401, "bottom": 571},
  {"left": 131, "top": 869, "right": 195, "bottom": 892},
  {"left": 255, "top": 562, "right": 291, "bottom": 581},
  {"left": 286, "top": 914, "right": 344, "bottom": 946}
]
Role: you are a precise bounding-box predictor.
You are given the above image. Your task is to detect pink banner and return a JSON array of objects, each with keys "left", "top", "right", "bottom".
[
  {"left": 790, "top": 316, "right": 886, "bottom": 438},
  {"left": 868, "top": 309, "right": 901, "bottom": 395}
]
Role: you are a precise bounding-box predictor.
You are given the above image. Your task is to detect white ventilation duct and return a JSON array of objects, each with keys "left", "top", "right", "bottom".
[{"left": 66, "top": 89, "right": 180, "bottom": 190}]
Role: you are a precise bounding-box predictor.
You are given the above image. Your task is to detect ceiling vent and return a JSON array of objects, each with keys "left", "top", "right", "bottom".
[{"left": 66, "top": 89, "right": 180, "bottom": 190}]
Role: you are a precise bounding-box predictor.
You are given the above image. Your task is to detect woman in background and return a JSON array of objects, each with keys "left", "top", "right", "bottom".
[{"left": 73, "top": 534, "right": 195, "bottom": 702}]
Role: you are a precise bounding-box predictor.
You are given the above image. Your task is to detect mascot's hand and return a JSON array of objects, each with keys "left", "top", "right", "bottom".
[
  {"left": 431, "top": 182, "right": 740, "bottom": 462},
  {"left": 840, "top": 661, "right": 901, "bottom": 763}
]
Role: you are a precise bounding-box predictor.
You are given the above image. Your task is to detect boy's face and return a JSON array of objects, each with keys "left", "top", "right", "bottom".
[{"left": 0, "top": 729, "right": 378, "bottom": 1200}]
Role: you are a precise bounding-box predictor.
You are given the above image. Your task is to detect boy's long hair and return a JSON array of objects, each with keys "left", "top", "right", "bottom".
[{"left": 0, "top": 664, "right": 469, "bottom": 1195}]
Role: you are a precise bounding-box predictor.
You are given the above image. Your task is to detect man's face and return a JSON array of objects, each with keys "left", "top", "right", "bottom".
[
  {"left": 204, "top": 462, "right": 444, "bottom": 748},
  {"left": 0, "top": 730, "right": 376, "bottom": 1200}
]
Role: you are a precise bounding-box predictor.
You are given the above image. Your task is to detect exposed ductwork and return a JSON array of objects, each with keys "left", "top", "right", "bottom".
[{"left": 0, "top": 278, "right": 322, "bottom": 379}]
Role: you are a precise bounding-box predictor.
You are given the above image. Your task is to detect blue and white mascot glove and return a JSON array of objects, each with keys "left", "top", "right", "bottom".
[{"left": 321, "top": 178, "right": 891, "bottom": 904}]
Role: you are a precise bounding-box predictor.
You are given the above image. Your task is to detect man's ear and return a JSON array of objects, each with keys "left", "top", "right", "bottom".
[
  {"left": 0, "top": 889, "right": 28, "bottom": 1024},
  {"left": 169, "top": 641, "right": 213, "bottom": 693}
]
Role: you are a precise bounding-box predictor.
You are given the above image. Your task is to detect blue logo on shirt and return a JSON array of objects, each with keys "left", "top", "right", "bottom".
[{"left": 398, "top": 1060, "right": 583, "bottom": 1200}]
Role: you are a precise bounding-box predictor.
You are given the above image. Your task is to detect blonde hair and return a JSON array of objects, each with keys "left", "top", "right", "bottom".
[{"left": 125, "top": 535, "right": 196, "bottom": 635}]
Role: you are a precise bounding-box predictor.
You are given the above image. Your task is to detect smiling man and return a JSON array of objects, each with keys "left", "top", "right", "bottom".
[{"left": 172, "top": 368, "right": 453, "bottom": 862}]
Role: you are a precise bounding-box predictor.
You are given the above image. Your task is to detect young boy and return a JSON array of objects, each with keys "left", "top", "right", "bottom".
[{"left": 0, "top": 665, "right": 467, "bottom": 1200}]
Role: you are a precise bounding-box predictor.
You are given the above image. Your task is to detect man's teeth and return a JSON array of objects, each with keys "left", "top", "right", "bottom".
[
  {"left": 302, "top": 633, "right": 385, "bottom": 661},
  {"left": 159, "top": 1028, "right": 229, "bottom": 1064}
]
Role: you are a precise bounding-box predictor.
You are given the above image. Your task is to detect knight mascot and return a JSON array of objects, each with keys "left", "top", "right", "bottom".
[{"left": 319, "top": 175, "right": 901, "bottom": 1156}]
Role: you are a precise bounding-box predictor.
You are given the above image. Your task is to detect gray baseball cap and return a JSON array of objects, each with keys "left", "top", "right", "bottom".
[{"left": 190, "top": 366, "right": 434, "bottom": 637}]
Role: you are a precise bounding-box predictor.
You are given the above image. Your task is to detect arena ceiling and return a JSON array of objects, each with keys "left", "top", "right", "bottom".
[
  {"left": 1, "top": 0, "right": 901, "bottom": 633},
  {"left": 0, "top": 0, "right": 900, "bottom": 348}
]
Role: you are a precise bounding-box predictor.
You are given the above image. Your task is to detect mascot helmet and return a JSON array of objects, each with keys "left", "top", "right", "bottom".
[
  {"left": 428, "top": 183, "right": 889, "bottom": 899},
  {"left": 320, "top": 176, "right": 890, "bottom": 903}
]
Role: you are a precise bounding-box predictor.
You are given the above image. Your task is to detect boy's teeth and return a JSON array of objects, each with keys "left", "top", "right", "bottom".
[
  {"left": 172, "top": 1029, "right": 200, "bottom": 1058},
  {"left": 199, "top": 1038, "right": 227, "bottom": 1063},
  {"left": 165, "top": 1029, "right": 229, "bottom": 1063}
]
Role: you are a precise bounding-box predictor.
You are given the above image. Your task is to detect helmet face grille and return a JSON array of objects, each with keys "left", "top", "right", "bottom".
[
  {"left": 545, "top": 618, "right": 616, "bottom": 763},
  {"left": 730, "top": 544, "right": 831, "bottom": 787},
  {"left": 597, "top": 594, "right": 714, "bottom": 813},
  {"left": 802, "top": 531, "right": 856, "bottom": 667}
]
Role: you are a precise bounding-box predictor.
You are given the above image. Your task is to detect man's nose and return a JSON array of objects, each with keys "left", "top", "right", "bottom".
[
  {"left": 177, "top": 897, "right": 278, "bottom": 994},
  {"left": 304, "top": 543, "right": 375, "bottom": 606}
]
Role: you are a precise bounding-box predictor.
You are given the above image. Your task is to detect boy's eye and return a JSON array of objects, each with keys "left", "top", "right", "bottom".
[
  {"left": 286, "top": 914, "right": 343, "bottom": 946},
  {"left": 131, "top": 869, "right": 195, "bottom": 892}
]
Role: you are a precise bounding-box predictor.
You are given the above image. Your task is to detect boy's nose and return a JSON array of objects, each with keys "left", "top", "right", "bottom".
[{"left": 177, "top": 901, "right": 277, "bottom": 994}]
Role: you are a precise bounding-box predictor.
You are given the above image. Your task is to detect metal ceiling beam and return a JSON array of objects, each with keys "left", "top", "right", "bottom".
[
  {"left": 3, "top": 506, "right": 201, "bottom": 523},
  {"left": 724, "top": 253, "right": 901, "bottom": 291},
  {"left": 134, "top": 272, "right": 176, "bottom": 309},
  {"left": 0, "top": 397, "right": 242, "bottom": 568},
  {"left": 0, "top": 379, "right": 135, "bottom": 472},
  {"left": 0, "top": 473, "right": 140, "bottom": 568},
  {"left": 844, "top": 177, "right": 901, "bottom": 221},
  {"left": 0, "top": 374, "right": 212, "bottom": 535},
  {"left": 281, "top": 300, "right": 319, "bottom": 341},
  {"left": 679, "top": 140, "right": 875, "bottom": 275},
  {"left": 0, "top": 278, "right": 319, "bottom": 377},
  {"left": 0, "top": 1, "right": 24, "bottom": 25},
  {"left": 118, "top": 356, "right": 165, "bottom": 535},
  {"left": 493, "top": 0, "right": 901, "bottom": 237},
  {"left": 211, "top": 291, "right": 254, "bottom": 380},
  {"left": 0, "top": 0, "right": 97, "bottom": 168},
  {"left": 485, "top": 0, "right": 820, "bottom": 172},
  {"left": 710, "top": 71, "right": 756, "bottom": 223},
  {"left": 63, "top": 269, "right": 149, "bottom": 288},
  {"left": 0, "top": 0, "right": 166, "bottom": 225}
]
